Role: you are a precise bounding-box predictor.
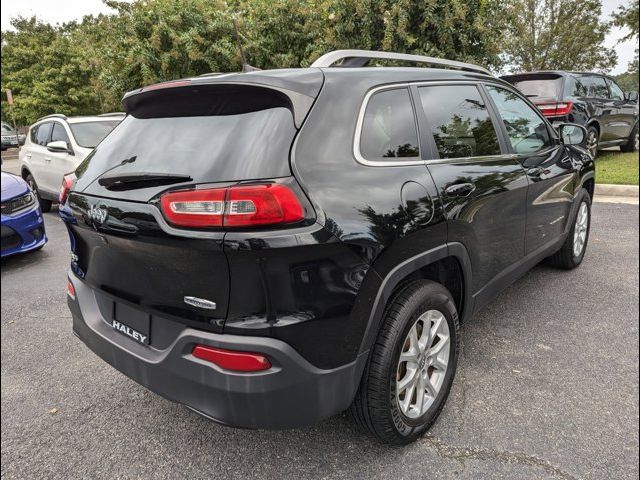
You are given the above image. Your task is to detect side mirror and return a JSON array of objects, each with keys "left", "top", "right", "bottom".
[
  {"left": 46, "top": 140, "right": 71, "bottom": 153},
  {"left": 626, "top": 91, "right": 638, "bottom": 102},
  {"left": 557, "top": 123, "right": 587, "bottom": 146}
]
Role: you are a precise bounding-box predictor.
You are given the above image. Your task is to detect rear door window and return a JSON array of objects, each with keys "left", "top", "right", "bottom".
[
  {"left": 605, "top": 79, "right": 624, "bottom": 101},
  {"left": 570, "top": 77, "right": 588, "bottom": 96},
  {"left": 486, "top": 86, "right": 553, "bottom": 154},
  {"left": 418, "top": 84, "right": 501, "bottom": 159},
  {"left": 359, "top": 88, "right": 420, "bottom": 161},
  {"left": 35, "top": 122, "right": 52, "bottom": 146},
  {"left": 579, "top": 75, "right": 609, "bottom": 98}
]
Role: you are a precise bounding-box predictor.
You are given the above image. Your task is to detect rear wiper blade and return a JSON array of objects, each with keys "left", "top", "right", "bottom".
[{"left": 98, "top": 172, "right": 193, "bottom": 191}]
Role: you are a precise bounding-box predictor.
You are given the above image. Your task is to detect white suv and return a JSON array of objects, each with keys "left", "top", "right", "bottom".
[{"left": 19, "top": 113, "right": 123, "bottom": 211}]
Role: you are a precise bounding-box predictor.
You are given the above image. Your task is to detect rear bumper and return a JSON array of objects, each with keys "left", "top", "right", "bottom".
[{"left": 68, "top": 274, "right": 367, "bottom": 429}]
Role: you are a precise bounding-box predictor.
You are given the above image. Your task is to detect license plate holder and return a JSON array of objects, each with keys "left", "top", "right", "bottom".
[{"left": 112, "top": 302, "right": 150, "bottom": 345}]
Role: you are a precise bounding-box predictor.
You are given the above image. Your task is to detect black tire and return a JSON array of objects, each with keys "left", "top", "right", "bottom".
[
  {"left": 349, "top": 280, "right": 459, "bottom": 445},
  {"left": 620, "top": 123, "right": 639, "bottom": 153},
  {"left": 547, "top": 189, "right": 591, "bottom": 269},
  {"left": 586, "top": 125, "right": 599, "bottom": 159},
  {"left": 25, "top": 173, "right": 52, "bottom": 213}
]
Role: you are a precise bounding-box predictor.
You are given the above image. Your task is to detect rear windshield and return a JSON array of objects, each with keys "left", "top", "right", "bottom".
[
  {"left": 74, "top": 107, "right": 295, "bottom": 190},
  {"left": 70, "top": 121, "right": 121, "bottom": 148},
  {"left": 504, "top": 76, "right": 563, "bottom": 99}
]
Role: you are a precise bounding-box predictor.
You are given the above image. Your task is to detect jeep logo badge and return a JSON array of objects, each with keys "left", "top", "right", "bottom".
[{"left": 88, "top": 205, "right": 108, "bottom": 227}]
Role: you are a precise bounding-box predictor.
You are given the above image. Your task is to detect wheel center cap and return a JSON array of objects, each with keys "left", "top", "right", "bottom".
[{"left": 418, "top": 355, "right": 427, "bottom": 370}]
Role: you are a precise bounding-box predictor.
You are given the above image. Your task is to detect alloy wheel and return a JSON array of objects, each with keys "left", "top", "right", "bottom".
[
  {"left": 396, "top": 310, "right": 450, "bottom": 419},
  {"left": 586, "top": 131, "right": 598, "bottom": 158},
  {"left": 573, "top": 202, "right": 589, "bottom": 257}
]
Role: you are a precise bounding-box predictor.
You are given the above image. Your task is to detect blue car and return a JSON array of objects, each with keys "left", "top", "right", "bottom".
[{"left": 1, "top": 171, "right": 47, "bottom": 257}]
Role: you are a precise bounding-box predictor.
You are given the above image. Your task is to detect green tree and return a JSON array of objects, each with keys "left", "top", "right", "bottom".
[
  {"left": 86, "top": 0, "right": 242, "bottom": 110},
  {"left": 242, "top": 0, "right": 506, "bottom": 70},
  {"left": 611, "top": 0, "right": 639, "bottom": 77},
  {"left": 612, "top": 0, "right": 639, "bottom": 41},
  {"left": 1, "top": 0, "right": 509, "bottom": 124},
  {"left": 1, "top": 17, "right": 102, "bottom": 125},
  {"left": 502, "top": 0, "right": 617, "bottom": 72}
]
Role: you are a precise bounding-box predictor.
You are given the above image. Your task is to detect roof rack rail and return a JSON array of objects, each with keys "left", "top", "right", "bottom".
[
  {"left": 36, "top": 113, "right": 67, "bottom": 122},
  {"left": 310, "top": 49, "right": 492, "bottom": 75},
  {"left": 97, "top": 112, "right": 126, "bottom": 117}
]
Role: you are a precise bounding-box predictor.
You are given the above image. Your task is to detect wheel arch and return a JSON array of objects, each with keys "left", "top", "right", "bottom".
[
  {"left": 358, "top": 243, "right": 473, "bottom": 356},
  {"left": 586, "top": 119, "right": 601, "bottom": 138},
  {"left": 21, "top": 166, "right": 31, "bottom": 179}
]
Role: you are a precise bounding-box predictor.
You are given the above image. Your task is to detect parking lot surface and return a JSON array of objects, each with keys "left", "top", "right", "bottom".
[{"left": 1, "top": 195, "right": 638, "bottom": 479}]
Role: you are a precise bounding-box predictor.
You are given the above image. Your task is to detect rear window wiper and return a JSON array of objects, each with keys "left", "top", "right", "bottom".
[{"left": 98, "top": 172, "right": 193, "bottom": 191}]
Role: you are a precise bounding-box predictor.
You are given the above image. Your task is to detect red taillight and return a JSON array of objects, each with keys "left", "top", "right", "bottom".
[
  {"left": 159, "top": 183, "right": 305, "bottom": 229},
  {"left": 224, "top": 184, "right": 304, "bottom": 227},
  {"left": 160, "top": 188, "right": 226, "bottom": 227},
  {"left": 536, "top": 101, "right": 573, "bottom": 117},
  {"left": 192, "top": 345, "right": 272, "bottom": 372},
  {"left": 59, "top": 172, "right": 76, "bottom": 204},
  {"left": 67, "top": 280, "right": 76, "bottom": 300}
]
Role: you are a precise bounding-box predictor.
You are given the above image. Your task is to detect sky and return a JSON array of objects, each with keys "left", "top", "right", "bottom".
[{"left": 1, "top": 0, "right": 637, "bottom": 74}]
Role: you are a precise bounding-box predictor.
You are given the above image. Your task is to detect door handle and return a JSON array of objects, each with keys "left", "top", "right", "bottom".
[
  {"left": 445, "top": 182, "right": 476, "bottom": 197},
  {"left": 44, "top": 157, "right": 52, "bottom": 162}
]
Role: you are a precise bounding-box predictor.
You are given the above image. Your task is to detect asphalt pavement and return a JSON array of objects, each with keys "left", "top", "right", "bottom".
[{"left": 1, "top": 181, "right": 638, "bottom": 479}]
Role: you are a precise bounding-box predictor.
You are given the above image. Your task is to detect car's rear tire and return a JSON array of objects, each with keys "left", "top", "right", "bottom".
[
  {"left": 349, "top": 280, "right": 459, "bottom": 445},
  {"left": 620, "top": 123, "right": 639, "bottom": 153},
  {"left": 25, "top": 173, "right": 52, "bottom": 213},
  {"left": 547, "top": 189, "right": 591, "bottom": 269},
  {"left": 586, "top": 126, "right": 599, "bottom": 158}
]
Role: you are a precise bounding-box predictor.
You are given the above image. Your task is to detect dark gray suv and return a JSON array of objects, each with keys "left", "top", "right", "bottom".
[{"left": 502, "top": 71, "right": 639, "bottom": 158}]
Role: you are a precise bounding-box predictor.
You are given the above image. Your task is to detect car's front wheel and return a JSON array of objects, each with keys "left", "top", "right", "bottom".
[
  {"left": 350, "top": 280, "right": 459, "bottom": 445},
  {"left": 25, "top": 173, "right": 52, "bottom": 213}
]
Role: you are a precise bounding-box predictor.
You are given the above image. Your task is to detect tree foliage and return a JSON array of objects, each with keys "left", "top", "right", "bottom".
[
  {"left": 611, "top": 0, "right": 639, "bottom": 76},
  {"left": 612, "top": 0, "right": 639, "bottom": 42},
  {"left": 1, "top": 17, "right": 103, "bottom": 125},
  {"left": 502, "top": 0, "right": 617, "bottom": 72},
  {"left": 0, "top": 0, "right": 620, "bottom": 125}
]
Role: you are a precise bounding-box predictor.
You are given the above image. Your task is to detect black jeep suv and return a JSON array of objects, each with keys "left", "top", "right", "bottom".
[
  {"left": 501, "top": 71, "right": 639, "bottom": 158},
  {"left": 61, "top": 50, "right": 595, "bottom": 444}
]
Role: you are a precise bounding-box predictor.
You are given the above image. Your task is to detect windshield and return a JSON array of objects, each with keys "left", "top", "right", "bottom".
[
  {"left": 2, "top": 122, "right": 14, "bottom": 133},
  {"left": 505, "top": 76, "right": 564, "bottom": 99},
  {"left": 70, "top": 120, "right": 120, "bottom": 148}
]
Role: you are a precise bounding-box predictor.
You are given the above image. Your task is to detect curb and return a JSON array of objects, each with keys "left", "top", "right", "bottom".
[{"left": 594, "top": 184, "right": 639, "bottom": 197}]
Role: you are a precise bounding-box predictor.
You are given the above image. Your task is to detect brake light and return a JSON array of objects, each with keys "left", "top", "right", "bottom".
[
  {"left": 192, "top": 345, "right": 272, "bottom": 372},
  {"left": 536, "top": 101, "right": 573, "bottom": 117},
  {"left": 59, "top": 172, "right": 76, "bottom": 204},
  {"left": 159, "top": 183, "right": 305, "bottom": 229}
]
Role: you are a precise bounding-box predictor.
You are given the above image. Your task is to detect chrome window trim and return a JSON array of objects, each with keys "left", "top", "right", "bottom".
[
  {"left": 353, "top": 79, "right": 563, "bottom": 167},
  {"left": 352, "top": 83, "right": 425, "bottom": 167}
]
